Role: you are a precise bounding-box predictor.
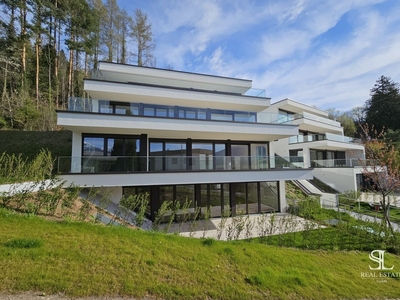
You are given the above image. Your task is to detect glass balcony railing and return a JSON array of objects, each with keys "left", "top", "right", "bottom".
[
  {"left": 244, "top": 88, "right": 267, "bottom": 98},
  {"left": 311, "top": 159, "right": 377, "bottom": 168},
  {"left": 293, "top": 112, "right": 341, "bottom": 127},
  {"left": 57, "top": 156, "right": 305, "bottom": 174},
  {"left": 65, "top": 97, "right": 292, "bottom": 124},
  {"left": 289, "top": 133, "right": 361, "bottom": 144}
]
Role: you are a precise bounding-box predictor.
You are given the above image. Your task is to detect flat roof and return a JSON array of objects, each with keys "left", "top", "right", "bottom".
[
  {"left": 271, "top": 98, "right": 328, "bottom": 117},
  {"left": 97, "top": 61, "right": 253, "bottom": 95}
]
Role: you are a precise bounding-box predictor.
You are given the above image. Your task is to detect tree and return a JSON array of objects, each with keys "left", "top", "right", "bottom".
[
  {"left": 326, "top": 108, "right": 356, "bottom": 137},
  {"left": 349, "top": 106, "right": 366, "bottom": 138},
  {"left": 100, "top": 0, "right": 121, "bottom": 62},
  {"left": 118, "top": 9, "right": 131, "bottom": 64},
  {"left": 360, "top": 124, "right": 400, "bottom": 238},
  {"left": 365, "top": 76, "right": 400, "bottom": 133},
  {"left": 130, "top": 8, "right": 155, "bottom": 67}
]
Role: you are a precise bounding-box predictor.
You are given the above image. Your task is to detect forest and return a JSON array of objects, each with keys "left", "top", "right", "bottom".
[{"left": 0, "top": 0, "right": 155, "bottom": 130}]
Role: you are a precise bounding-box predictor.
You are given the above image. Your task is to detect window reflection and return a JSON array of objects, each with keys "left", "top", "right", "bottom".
[{"left": 83, "top": 137, "right": 104, "bottom": 156}]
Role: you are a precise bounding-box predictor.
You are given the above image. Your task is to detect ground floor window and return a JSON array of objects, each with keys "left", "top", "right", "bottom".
[
  {"left": 123, "top": 181, "right": 280, "bottom": 221},
  {"left": 123, "top": 186, "right": 151, "bottom": 215}
]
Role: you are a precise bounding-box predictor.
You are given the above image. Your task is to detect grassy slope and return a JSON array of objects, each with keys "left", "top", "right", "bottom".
[
  {"left": 0, "top": 130, "right": 72, "bottom": 159},
  {"left": 1, "top": 208, "right": 400, "bottom": 300}
]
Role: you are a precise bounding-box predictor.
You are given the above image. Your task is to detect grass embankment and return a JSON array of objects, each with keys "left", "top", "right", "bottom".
[{"left": 1, "top": 208, "right": 400, "bottom": 299}]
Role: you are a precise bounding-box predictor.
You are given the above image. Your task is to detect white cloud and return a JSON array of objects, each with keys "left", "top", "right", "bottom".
[{"left": 119, "top": 0, "right": 400, "bottom": 111}]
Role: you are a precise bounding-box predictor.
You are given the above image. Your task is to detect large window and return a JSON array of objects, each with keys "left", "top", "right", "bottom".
[
  {"left": 247, "top": 183, "right": 258, "bottom": 214},
  {"left": 260, "top": 182, "right": 279, "bottom": 212},
  {"left": 234, "top": 183, "right": 247, "bottom": 214},
  {"left": 83, "top": 137, "right": 105, "bottom": 156},
  {"left": 214, "top": 144, "right": 226, "bottom": 170},
  {"left": 143, "top": 181, "right": 280, "bottom": 222},
  {"left": 165, "top": 142, "right": 186, "bottom": 171},
  {"left": 278, "top": 109, "right": 295, "bottom": 123},
  {"left": 123, "top": 186, "right": 151, "bottom": 215},
  {"left": 192, "top": 143, "right": 213, "bottom": 170},
  {"left": 82, "top": 135, "right": 140, "bottom": 172},
  {"left": 250, "top": 143, "right": 268, "bottom": 169},
  {"left": 231, "top": 144, "right": 249, "bottom": 170},
  {"left": 99, "top": 101, "right": 137, "bottom": 115},
  {"left": 148, "top": 139, "right": 269, "bottom": 171}
]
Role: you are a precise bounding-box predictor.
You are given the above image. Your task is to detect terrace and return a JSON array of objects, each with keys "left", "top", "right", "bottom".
[
  {"left": 57, "top": 155, "right": 305, "bottom": 174},
  {"left": 289, "top": 133, "right": 361, "bottom": 144},
  {"left": 65, "top": 97, "right": 293, "bottom": 124}
]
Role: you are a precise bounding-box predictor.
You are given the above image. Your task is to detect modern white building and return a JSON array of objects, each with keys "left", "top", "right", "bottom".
[
  {"left": 57, "top": 62, "right": 314, "bottom": 220},
  {"left": 265, "top": 98, "right": 367, "bottom": 193}
]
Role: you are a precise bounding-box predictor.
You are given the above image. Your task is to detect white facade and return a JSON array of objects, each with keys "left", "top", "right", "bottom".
[{"left": 57, "top": 63, "right": 318, "bottom": 219}]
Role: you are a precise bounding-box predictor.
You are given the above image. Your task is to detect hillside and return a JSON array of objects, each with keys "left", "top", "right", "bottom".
[
  {"left": 1, "top": 208, "right": 400, "bottom": 300},
  {"left": 0, "top": 130, "right": 72, "bottom": 159}
]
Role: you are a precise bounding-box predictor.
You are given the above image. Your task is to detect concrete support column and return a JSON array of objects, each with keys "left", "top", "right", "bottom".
[
  {"left": 71, "top": 132, "right": 82, "bottom": 173},
  {"left": 269, "top": 142, "right": 275, "bottom": 168},
  {"left": 303, "top": 146, "right": 311, "bottom": 168},
  {"left": 279, "top": 180, "right": 287, "bottom": 212}
]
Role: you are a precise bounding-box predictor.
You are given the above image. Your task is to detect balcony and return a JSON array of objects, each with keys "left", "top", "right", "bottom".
[
  {"left": 289, "top": 133, "right": 361, "bottom": 144},
  {"left": 293, "top": 112, "right": 341, "bottom": 127},
  {"left": 66, "top": 97, "right": 292, "bottom": 125},
  {"left": 311, "top": 159, "right": 376, "bottom": 168},
  {"left": 57, "top": 155, "right": 305, "bottom": 174},
  {"left": 84, "top": 77, "right": 270, "bottom": 112}
]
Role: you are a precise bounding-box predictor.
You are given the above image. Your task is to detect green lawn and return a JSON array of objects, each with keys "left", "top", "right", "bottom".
[
  {"left": 1, "top": 207, "right": 400, "bottom": 299},
  {"left": 340, "top": 201, "right": 400, "bottom": 223}
]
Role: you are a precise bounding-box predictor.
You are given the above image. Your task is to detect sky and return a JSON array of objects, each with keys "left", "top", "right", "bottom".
[{"left": 118, "top": 0, "right": 400, "bottom": 112}]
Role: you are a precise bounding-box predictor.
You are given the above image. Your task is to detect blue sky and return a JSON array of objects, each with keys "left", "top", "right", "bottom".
[{"left": 118, "top": 0, "right": 400, "bottom": 112}]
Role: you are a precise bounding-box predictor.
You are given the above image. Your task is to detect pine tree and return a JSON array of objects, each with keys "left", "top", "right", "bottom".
[{"left": 365, "top": 76, "right": 400, "bottom": 132}]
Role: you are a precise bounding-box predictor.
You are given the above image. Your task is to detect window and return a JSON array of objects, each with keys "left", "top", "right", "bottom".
[
  {"left": 278, "top": 109, "right": 295, "bottom": 123},
  {"left": 260, "top": 182, "right": 279, "bottom": 212},
  {"left": 83, "top": 137, "right": 105, "bottom": 156},
  {"left": 82, "top": 135, "right": 141, "bottom": 172},
  {"left": 192, "top": 143, "right": 213, "bottom": 170},
  {"left": 99, "top": 101, "right": 112, "bottom": 114}
]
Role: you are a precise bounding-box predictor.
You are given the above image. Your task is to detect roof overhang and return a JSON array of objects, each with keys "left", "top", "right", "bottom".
[
  {"left": 97, "top": 61, "right": 253, "bottom": 94},
  {"left": 57, "top": 111, "right": 299, "bottom": 141},
  {"left": 84, "top": 79, "right": 270, "bottom": 112},
  {"left": 272, "top": 98, "right": 328, "bottom": 117}
]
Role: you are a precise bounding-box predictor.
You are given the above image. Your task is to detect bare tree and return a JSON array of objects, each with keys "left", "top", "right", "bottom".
[
  {"left": 130, "top": 9, "right": 155, "bottom": 67},
  {"left": 360, "top": 124, "right": 400, "bottom": 236}
]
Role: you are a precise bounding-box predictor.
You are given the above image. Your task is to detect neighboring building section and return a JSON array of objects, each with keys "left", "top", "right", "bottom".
[{"left": 265, "top": 98, "right": 368, "bottom": 193}]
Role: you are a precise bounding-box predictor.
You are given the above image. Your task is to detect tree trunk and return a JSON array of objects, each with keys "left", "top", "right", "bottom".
[
  {"left": 20, "top": 3, "right": 27, "bottom": 87},
  {"left": 54, "top": 0, "right": 59, "bottom": 108},
  {"left": 35, "top": 37, "right": 41, "bottom": 108},
  {"left": 57, "top": 19, "right": 62, "bottom": 108},
  {"left": 68, "top": 46, "right": 74, "bottom": 100}
]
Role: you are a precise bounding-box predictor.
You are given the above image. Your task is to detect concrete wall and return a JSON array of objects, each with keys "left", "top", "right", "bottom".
[{"left": 313, "top": 168, "right": 358, "bottom": 193}]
